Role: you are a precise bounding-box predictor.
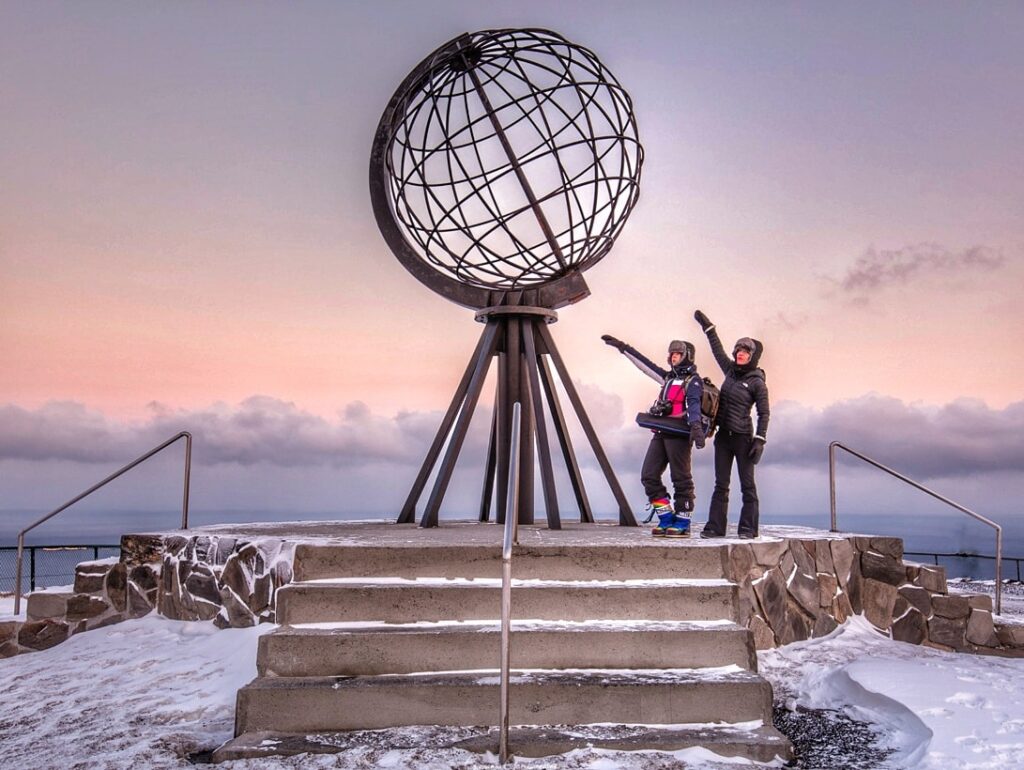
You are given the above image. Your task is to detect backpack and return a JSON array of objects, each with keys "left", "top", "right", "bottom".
[{"left": 690, "top": 375, "right": 721, "bottom": 437}]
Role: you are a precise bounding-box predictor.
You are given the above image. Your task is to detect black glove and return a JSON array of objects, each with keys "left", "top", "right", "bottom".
[
  {"left": 748, "top": 439, "right": 765, "bottom": 465},
  {"left": 689, "top": 422, "right": 706, "bottom": 449},
  {"left": 601, "top": 334, "right": 626, "bottom": 351},
  {"left": 694, "top": 310, "right": 714, "bottom": 332}
]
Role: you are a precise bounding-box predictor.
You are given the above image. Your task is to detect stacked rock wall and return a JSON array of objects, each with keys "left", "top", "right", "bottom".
[
  {"left": 0, "top": 534, "right": 293, "bottom": 659},
  {"left": 727, "top": 534, "right": 1021, "bottom": 654}
]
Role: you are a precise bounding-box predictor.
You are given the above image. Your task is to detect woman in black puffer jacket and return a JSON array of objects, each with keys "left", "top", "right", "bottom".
[{"left": 694, "top": 310, "right": 770, "bottom": 538}]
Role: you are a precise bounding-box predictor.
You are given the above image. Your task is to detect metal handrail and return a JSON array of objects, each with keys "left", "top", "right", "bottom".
[
  {"left": 14, "top": 431, "right": 192, "bottom": 614},
  {"left": 829, "top": 440, "right": 1002, "bottom": 615},
  {"left": 499, "top": 403, "right": 521, "bottom": 765}
]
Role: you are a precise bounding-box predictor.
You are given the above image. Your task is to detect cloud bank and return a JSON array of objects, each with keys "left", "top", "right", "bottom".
[
  {"left": 2, "top": 393, "right": 1023, "bottom": 482},
  {"left": 838, "top": 243, "right": 1004, "bottom": 294}
]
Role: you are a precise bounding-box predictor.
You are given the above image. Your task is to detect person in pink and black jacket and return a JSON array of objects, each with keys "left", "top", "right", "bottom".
[{"left": 602, "top": 335, "right": 708, "bottom": 538}]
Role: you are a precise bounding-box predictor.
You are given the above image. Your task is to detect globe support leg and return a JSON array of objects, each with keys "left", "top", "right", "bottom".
[
  {"left": 523, "top": 318, "right": 561, "bottom": 530},
  {"left": 536, "top": 323, "right": 637, "bottom": 526},
  {"left": 537, "top": 355, "right": 594, "bottom": 523},
  {"left": 478, "top": 385, "right": 499, "bottom": 522}
]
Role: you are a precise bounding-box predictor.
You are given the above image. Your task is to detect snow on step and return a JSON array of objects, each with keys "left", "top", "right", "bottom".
[{"left": 258, "top": 618, "right": 758, "bottom": 677}]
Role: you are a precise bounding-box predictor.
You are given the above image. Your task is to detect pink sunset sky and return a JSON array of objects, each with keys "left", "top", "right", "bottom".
[{"left": 2, "top": 2, "right": 1023, "bottom": 544}]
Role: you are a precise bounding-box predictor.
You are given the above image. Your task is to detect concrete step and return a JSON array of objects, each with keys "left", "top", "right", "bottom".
[
  {"left": 258, "top": 619, "right": 757, "bottom": 677},
  {"left": 233, "top": 667, "right": 773, "bottom": 734},
  {"left": 275, "top": 577, "right": 740, "bottom": 625},
  {"left": 214, "top": 723, "right": 792, "bottom": 763},
  {"left": 293, "top": 541, "right": 729, "bottom": 581}
]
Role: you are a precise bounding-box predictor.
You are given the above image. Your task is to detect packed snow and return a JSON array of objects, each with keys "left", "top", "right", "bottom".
[{"left": 2, "top": 611, "right": 1023, "bottom": 768}]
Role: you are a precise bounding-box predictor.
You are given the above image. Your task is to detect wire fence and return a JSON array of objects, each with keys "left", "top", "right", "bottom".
[
  {"left": 0, "top": 545, "right": 120, "bottom": 594},
  {"left": 904, "top": 551, "right": 1023, "bottom": 582}
]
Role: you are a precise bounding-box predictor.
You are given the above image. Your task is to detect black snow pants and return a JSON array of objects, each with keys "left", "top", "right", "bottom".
[
  {"left": 704, "top": 428, "right": 759, "bottom": 536},
  {"left": 640, "top": 432, "right": 694, "bottom": 509}
]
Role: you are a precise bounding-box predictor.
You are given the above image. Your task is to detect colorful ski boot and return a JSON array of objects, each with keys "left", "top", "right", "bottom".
[
  {"left": 665, "top": 514, "right": 691, "bottom": 538},
  {"left": 647, "top": 498, "right": 674, "bottom": 536}
]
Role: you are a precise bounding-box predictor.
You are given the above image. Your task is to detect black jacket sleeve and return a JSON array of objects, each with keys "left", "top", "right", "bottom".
[
  {"left": 752, "top": 376, "right": 770, "bottom": 440},
  {"left": 704, "top": 326, "right": 733, "bottom": 376}
]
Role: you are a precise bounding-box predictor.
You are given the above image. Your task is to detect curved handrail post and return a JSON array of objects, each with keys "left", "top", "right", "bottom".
[
  {"left": 14, "top": 431, "right": 193, "bottom": 616},
  {"left": 829, "top": 440, "right": 1002, "bottom": 615},
  {"left": 499, "top": 403, "right": 521, "bottom": 765}
]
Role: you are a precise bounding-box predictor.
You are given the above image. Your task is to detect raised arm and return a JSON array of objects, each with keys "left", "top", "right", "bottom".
[
  {"left": 694, "top": 310, "right": 732, "bottom": 375},
  {"left": 601, "top": 334, "right": 667, "bottom": 384}
]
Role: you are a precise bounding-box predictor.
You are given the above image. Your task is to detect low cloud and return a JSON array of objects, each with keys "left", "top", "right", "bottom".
[
  {"left": 0, "top": 397, "right": 488, "bottom": 468},
  {"left": 838, "top": 243, "right": 1003, "bottom": 295},
  {"left": 3, "top": 393, "right": 1023, "bottom": 482}
]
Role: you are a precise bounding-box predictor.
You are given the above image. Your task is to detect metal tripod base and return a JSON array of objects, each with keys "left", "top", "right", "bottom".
[{"left": 398, "top": 306, "right": 636, "bottom": 529}]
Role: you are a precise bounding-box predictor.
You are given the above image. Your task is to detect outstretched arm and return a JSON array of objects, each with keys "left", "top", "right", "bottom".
[
  {"left": 753, "top": 379, "right": 770, "bottom": 441},
  {"left": 601, "top": 334, "right": 667, "bottom": 384},
  {"left": 694, "top": 310, "right": 731, "bottom": 375}
]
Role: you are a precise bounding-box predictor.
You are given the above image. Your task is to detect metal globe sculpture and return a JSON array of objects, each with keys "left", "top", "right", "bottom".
[
  {"left": 371, "top": 28, "right": 643, "bottom": 309},
  {"left": 371, "top": 29, "right": 642, "bottom": 528}
]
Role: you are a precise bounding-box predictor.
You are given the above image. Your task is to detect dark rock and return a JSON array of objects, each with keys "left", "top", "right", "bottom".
[
  {"left": 966, "top": 609, "right": 999, "bottom": 647},
  {"left": 66, "top": 594, "right": 110, "bottom": 623},
  {"left": 931, "top": 594, "right": 970, "bottom": 620},
  {"left": 893, "top": 595, "right": 911, "bottom": 619},
  {"left": 164, "top": 535, "right": 188, "bottom": 555},
  {"left": 26, "top": 592, "right": 68, "bottom": 621},
  {"left": 830, "top": 540, "right": 856, "bottom": 591},
  {"left": 0, "top": 640, "right": 19, "bottom": 658},
  {"left": 847, "top": 557, "right": 864, "bottom": 611},
  {"left": 780, "top": 550, "right": 795, "bottom": 581},
  {"left": 127, "top": 582, "right": 153, "bottom": 619},
  {"left": 905, "top": 564, "right": 920, "bottom": 582},
  {"left": 213, "top": 537, "right": 237, "bottom": 564},
  {"left": 192, "top": 596, "right": 220, "bottom": 621},
  {"left": 815, "top": 540, "right": 835, "bottom": 576},
  {"left": 193, "top": 536, "right": 212, "bottom": 562},
  {"left": 750, "top": 539, "right": 788, "bottom": 567},
  {"left": 812, "top": 613, "right": 839, "bottom": 638},
  {"left": 929, "top": 615, "right": 966, "bottom": 649},
  {"left": 735, "top": 577, "right": 756, "bottom": 626},
  {"left": 73, "top": 562, "right": 111, "bottom": 594},
  {"left": 0, "top": 620, "right": 18, "bottom": 643},
  {"left": 790, "top": 541, "right": 816, "bottom": 579},
  {"left": 995, "top": 623, "right": 1024, "bottom": 647},
  {"left": 90, "top": 613, "right": 124, "bottom": 630},
  {"left": 129, "top": 564, "right": 158, "bottom": 593},
  {"left": 861, "top": 578, "right": 898, "bottom": 631},
  {"left": 272, "top": 560, "right": 293, "bottom": 588},
  {"left": 221, "top": 553, "right": 252, "bottom": 603},
  {"left": 870, "top": 537, "right": 903, "bottom": 560},
  {"left": 832, "top": 591, "right": 854, "bottom": 624},
  {"left": 18, "top": 619, "right": 69, "bottom": 651},
  {"left": 237, "top": 543, "right": 265, "bottom": 575},
  {"left": 185, "top": 572, "right": 222, "bottom": 605},
  {"left": 967, "top": 594, "right": 993, "bottom": 612},
  {"left": 778, "top": 597, "right": 813, "bottom": 645},
  {"left": 727, "top": 544, "right": 755, "bottom": 583},
  {"left": 753, "top": 567, "right": 788, "bottom": 636},
  {"left": 915, "top": 565, "right": 947, "bottom": 594},
  {"left": 860, "top": 551, "right": 906, "bottom": 586},
  {"left": 749, "top": 614, "right": 776, "bottom": 649},
  {"left": 892, "top": 607, "right": 927, "bottom": 645},
  {"left": 852, "top": 536, "right": 872, "bottom": 552},
  {"left": 213, "top": 611, "right": 232, "bottom": 630},
  {"left": 120, "top": 534, "right": 165, "bottom": 564},
  {"left": 817, "top": 573, "right": 838, "bottom": 608},
  {"left": 788, "top": 568, "right": 820, "bottom": 617},
  {"left": 897, "top": 585, "right": 931, "bottom": 617},
  {"left": 219, "top": 586, "right": 256, "bottom": 628},
  {"left": 105, "top": 563, "right": 127, "bottom": 612}
]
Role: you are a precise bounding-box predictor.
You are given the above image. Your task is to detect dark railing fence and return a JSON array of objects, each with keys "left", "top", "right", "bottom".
[
  {"left": 1, "top": 545, "right": 120, "bottom": 595},
  {"left": 904, "top": 551, "right": 1023, "bottom": 582}
]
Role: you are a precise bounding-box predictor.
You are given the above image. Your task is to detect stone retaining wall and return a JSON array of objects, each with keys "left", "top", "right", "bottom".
[
  {"left": 727, "top": 535, "right": 1024, "bottom": 653},
  {"left": 0, "top": 534, "right": 293, "bottom": 658}
]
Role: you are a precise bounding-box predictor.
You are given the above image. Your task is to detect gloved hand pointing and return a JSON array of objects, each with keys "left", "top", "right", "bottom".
[
  {"left": 748, "top": 439, "right": 765, "bottom": 465},
  {"left": 694, "top": 310, "right": 714, "bottom": 332},
  {"left": 601, "top": 334, "right": 626, "bottom": 351}
]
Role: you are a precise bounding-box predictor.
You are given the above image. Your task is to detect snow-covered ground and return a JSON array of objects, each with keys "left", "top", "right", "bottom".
[{"left": 2, "top": 608, "right": 1024, "bottom": 768}]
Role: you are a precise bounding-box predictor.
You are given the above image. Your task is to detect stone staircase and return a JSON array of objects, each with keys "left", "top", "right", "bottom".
[{"left": 213, "top": 536, "right": 793, "bottom": 762}]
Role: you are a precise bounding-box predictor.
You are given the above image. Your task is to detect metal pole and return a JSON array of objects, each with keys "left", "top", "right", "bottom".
[
  {"left": 499, "top": 402, "right": 521, "bottom": 765},
  {"left": 829, "top": 442, "right": 838, "bottom": 532},
  {"left": 995, "top": 528, "right": 1003, "bottom": 615},
  {"left": 182, "top": 432, "right": 192, "bottom": 529},
  {"left": 30, "top": 547, "right": 36, "bottom": 592}
]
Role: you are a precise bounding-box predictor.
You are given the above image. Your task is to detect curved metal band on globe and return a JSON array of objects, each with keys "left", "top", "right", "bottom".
[{"left": 369, "top": 28, "right": 642, "bottom": 311}]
